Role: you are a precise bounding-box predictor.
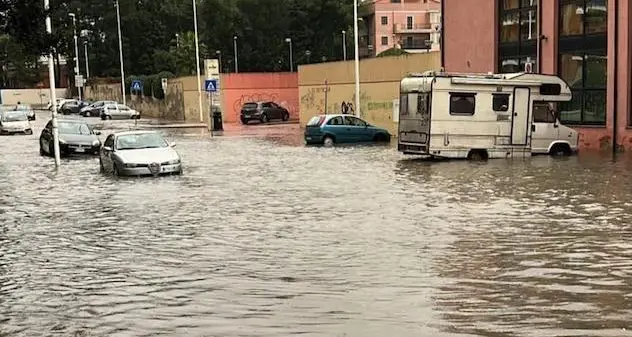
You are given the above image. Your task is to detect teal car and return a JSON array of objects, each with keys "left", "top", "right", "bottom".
[{"left": 304, "top": 114, "right": 391, "bottom": 146}]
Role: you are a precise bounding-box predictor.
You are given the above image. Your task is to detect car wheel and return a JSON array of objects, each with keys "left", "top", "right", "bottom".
[
  {"left": 107, "top": 115, "right": 113, "bottom": 120},
  {"left": 48, "top": 142, "right": 54, "bottom": 157},
  {"left": 39, "top": 143, "right": 45, "bottom": 156},
  {"left": 112, "top": 164, "right": 120, "bottom": 177},
  {"left": 323, "top": 136, "right": 335, "bottom": 147},
  {"left": 260, "top": 114, "right": 268, "bottom": 123},
  {"left": 240, "top": 117, "right": 248, "bottom": 125},
  {"left": 282, "top": 112, "right": 289, "bottom": 121}
]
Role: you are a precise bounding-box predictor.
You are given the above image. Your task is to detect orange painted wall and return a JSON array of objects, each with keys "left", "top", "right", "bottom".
[{"left": 220, "top": 73, "right": 299, "bottom": 123}]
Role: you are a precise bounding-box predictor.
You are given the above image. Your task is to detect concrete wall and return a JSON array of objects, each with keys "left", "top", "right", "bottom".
[
  {"left": 0, "top": 88, "right": 69, "bottom": 108},
  {"left": 85, "top": 73, "right": 299, "bottom": 124},
  {"left": 443, "top": 0, "right": 496, "bottom": 73},
  {"left": 298, "top": 52, "right": 441, "bottom": 135},
  {"left": 221, "top": 73, "right": 298, "bottom": 123}
]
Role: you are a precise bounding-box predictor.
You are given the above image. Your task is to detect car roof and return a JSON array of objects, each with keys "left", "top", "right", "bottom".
[
  {"left": 55, "top": 119, "right": 88, "bottom": 124},
  {"left": 112, "top": 130, "right": 158, "bottom": 136}
]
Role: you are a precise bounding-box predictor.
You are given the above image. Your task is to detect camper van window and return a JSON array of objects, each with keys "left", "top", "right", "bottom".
[
  {"left": 417, "top": 93, "right": 430, "bottom": 115},
  {"left": 399, "top": 94, "right": 409, "bottom": 116},
  {"left": 492, "top": 94, "right": 510, "bottom": 112},
  {"left": 407, "top": 94, "right": 418, "bottom": 116},
  {"left": 533, "top": 102, "right": 558, "bottom": 123},
  {"left": 449, "top": 93, "right": 476, "bottom": 116},
  {"left": 540, "top": 83, "right": 562, "bottom": 96}
]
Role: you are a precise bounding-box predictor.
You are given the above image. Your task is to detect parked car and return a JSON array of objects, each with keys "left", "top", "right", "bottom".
[
  {"left": 80, "top": 100, "right": 116, "bottom": 117},
  {"left": 304, "top": 114, "right": 391, "bottom": 147},
  {"left": 0, "top": 109, "right": 32, "bottom": 135},
  {"left": 61, "top": 100, "right": 91, "bottom": 115},
  {"left": 99, "top": 131, "right": 182, "bottom": 177},
  {"left": 15, "top": 104, "right": 36, "bottom": 121},
  {"left": 39, "top": 119, "right": 102, "bottom": 156},
  {"left": 240, "top": 101, "right": 290, "bottom": 124},
  {"left": 100, "top": 103, "right": 140, "bottom": 120},
  {"left": 48, "top": 98, "right": 73, "bottom": 112}
]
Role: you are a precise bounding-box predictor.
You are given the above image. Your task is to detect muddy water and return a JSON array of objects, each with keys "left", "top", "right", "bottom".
[{"left": 0, "top": 112, "right": 630, "bottom": 336}]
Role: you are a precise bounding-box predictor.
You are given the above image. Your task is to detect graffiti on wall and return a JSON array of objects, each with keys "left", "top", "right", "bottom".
[
  {"left": 232, "top": 93, "right": 299, "bottom": 117},
  {"left": 301, "top": 87, "right": 394, "bottom": 117}
]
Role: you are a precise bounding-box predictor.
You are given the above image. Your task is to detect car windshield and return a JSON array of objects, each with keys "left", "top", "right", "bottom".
[
  {"left": 15, "top": 105, "right": 31, "bottom": 111},
  {"left": 307, "top": 116, "right": 324, "bottom": 126},
  {"left": 2, "top": 111, "right": 27, "bottom": 122},
  {"left": 116, "top": 133, "right": 168, "bottom": 150},
  {"left": 58, "top": 122, "right": 91, "bottom": 135}
]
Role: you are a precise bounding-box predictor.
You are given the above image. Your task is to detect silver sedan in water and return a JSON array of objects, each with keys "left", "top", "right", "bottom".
[{"left": 99, "top": 131, "right": 182, "bottom": 177}]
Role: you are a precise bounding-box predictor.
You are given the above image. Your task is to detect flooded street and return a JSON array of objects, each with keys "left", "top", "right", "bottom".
[{"left": 1, "top": 111, "right": 631, "bottom": 336}]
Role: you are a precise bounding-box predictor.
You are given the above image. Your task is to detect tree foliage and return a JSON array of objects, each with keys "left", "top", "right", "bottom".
[{"left": 1, "top": 0, "right": 355, "bottom": 87}]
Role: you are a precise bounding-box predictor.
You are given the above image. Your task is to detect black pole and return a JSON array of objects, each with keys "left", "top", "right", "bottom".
[{"left": 613, "top": 0, "right": 618, "bottom": 155}]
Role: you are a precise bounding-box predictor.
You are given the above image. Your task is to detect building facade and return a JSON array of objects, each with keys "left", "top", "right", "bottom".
[
  {"left": 443, "top": 0, "right": 628, "bottom": 152},
  {"left": 359, "top": 0, "right": 442, "bottom": 57}
]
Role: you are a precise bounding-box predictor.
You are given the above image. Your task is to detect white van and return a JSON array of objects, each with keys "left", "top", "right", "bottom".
[{"left": 397, "top": 71, "right": 579, "bottom": 160}]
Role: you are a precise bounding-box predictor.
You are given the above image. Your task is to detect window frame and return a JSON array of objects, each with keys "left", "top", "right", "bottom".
[
  {"left": 492, "top": 93, "right": 511, "bottom": 112},
  {"left": 498, "top": 0, "right": 538, "bottom": 73},
  {"left": 557, "top": 0, "right": 607, "bottom": 126},
  {"left": 449, "top": 92, "right": 477, "bottom": 116},
  {"left": 381, "top": 36, "right": 388, "bottom": 46},
  {"left": 381, "top": 16, "right": 388, "bottom": 25}
]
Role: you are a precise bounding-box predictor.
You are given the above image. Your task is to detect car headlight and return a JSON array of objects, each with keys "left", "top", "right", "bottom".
[
  {"left": 92, "top": 140, "right": 100, "bottom": 146},
  {"left": 167, "top": 159, "right": 180, "bottom": 165},
  {"left": 58, "top": 138, "right": 66, "bottom": 144}
]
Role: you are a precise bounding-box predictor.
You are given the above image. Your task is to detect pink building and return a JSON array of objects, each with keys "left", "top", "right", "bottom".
[
  {"left": 359, "top": 0, "right": 442, "bottom": 57},
  {"left": 442, "top": 0, "right": 631, "bottom": 152}
]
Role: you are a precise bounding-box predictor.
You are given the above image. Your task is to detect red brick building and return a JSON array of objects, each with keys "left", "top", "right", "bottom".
[{"left": 442, "top": 0, "right": 626, "bottom": 151}]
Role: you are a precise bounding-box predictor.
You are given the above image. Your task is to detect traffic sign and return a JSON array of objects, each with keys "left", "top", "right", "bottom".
[
  {"left": 75, "top": 75, "right": 84, "bottom": 88},
  {"left": 204, "top": 79, "right": 218, "bottom": 92},
  {"left": 131, "top": 80, "right": 143, "bottom": 92}
]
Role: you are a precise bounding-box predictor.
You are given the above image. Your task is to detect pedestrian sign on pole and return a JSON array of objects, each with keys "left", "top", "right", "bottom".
[
  {"left": 204, "top": 79, "right": 218, "bottom": 92},
  {"left": 131, "top": 80, "right": 143, "bottom": 93}
]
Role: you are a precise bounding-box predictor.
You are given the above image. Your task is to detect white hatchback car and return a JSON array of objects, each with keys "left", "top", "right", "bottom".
[{"left": 100, "top": 103, "right": 141, "bottom": 120}]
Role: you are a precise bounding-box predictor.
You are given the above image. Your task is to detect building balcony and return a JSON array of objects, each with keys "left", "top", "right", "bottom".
[
  {"left": 401, "top": 39, "right": 432, "bottom": 50},
  {"left": 394, "top": 23, "right": 435, "bottom": 34}
]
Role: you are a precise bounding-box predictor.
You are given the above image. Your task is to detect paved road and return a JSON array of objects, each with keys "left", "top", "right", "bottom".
[{"left": 1, "top": 111, "right": 631, "bottom": 336}]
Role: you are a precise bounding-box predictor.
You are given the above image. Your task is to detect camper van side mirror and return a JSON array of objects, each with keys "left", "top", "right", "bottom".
[{"left": 501, "top": 104, "right": 508, "bottom": 111}]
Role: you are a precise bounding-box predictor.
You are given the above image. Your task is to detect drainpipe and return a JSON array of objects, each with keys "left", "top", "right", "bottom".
[
  {"left": 537, "top": 0, "right": 542, "bottom": 73},
  {"left": 613, "top": 0, "right": 618, "bottom": 154},
  {"left": 440, "top": 0, "right": 445, "bottom": 70}
]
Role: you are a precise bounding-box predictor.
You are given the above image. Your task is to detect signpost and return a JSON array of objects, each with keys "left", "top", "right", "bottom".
[
  {"left": 161, "top": 78, "right": 168, "bottom": 92},
  {"left": 205, "top": 79, "right": 218, "bottom": 133},
  {"left": 131, "top": 80, "right": 143, "bottom": 94}
]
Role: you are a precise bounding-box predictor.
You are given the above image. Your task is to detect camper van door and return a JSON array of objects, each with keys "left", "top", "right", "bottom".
[{"left": 511, "top": 87, "right": 530, "bottom": 145}]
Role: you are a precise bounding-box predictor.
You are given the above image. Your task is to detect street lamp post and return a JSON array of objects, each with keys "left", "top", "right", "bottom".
[
  {"left": 69, "top": 13, "right": 81, "bottom": 100},
  {"left": 44, "top": 0, "right": 60, "bottom": 167},
  {"left": 233, "top": 36, "right": 239, "bottom": 73},
  {"left": 353, "top": 0, "right": 360, "bottom": 118},
  {"left": 305, "top": 50, "right": 311, "bottom": 64},
  {"left": 114, "top": 0, "right": 126, "bottom": 105},
  {"left": 84, "top": 41, "right": 90, "bottom": 79},
  {"left": 216, "top": 50, "right": 222, "bottom": 72},
  {"left": 192, "top": 0, "right": 203, "bottom": 123},
  {"left": 342, "top": 30, "right": 347, "bottom": 61},
  {"left": 175, "top": 33, "right": 180, "bottom": 49},
  {"left": 285, "top": 38, "right": 293, "bottom": 72}
]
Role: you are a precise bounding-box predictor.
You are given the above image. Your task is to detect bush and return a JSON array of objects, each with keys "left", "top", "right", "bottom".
[{"left": 377, "top": 48, "right": 409, "bottom": 58}]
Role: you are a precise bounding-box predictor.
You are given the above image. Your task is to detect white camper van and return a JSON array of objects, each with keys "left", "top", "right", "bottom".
[{"left": 397, "top": 71, "right": 579, "bottom": 160}]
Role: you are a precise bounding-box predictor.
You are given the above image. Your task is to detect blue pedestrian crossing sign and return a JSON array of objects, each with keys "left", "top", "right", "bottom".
[
  {"left": 131, "top": 80, "right": 143, "bottom": 92},
  {"left": 204, "top": 79, "right": 218, "bottom": 92}
]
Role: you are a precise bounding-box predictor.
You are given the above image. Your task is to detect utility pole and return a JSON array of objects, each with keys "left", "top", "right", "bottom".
[
  {"left": 69, "top": 13, "right": 81, "bottom": 100},
  {"left": 44, "top": 0, "right": 61, "bottom": 166},
  {"left": 115, "top": 0, "right": 126, "bottom": 105}
]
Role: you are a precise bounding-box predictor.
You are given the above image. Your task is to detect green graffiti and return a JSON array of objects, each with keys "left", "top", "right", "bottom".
[{"left": 367, "top": 101, "right": 393, "bottom": 111}]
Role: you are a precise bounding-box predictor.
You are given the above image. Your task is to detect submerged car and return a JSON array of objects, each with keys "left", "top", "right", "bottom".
[
  {"left": 100, "top": 103, "right": 141, "bottom": 120},
  {"left": 13, "top": 104, "right": 36, "bottom": 121},
  {"left": 80, "top": 100, "right": 116, "bottom": 117},
  {"left": 304, "top": 114, "right": 391, "bottom": 147},
  {"left": 0, "top": 109, "right": 32, "bottom": 135},
  {"left": 99, "top": 131, "right": 182, "bottom": 177},
  {"left": 39, "top": 119, "right": 102, "bottom": 156},
  {"left": 240, "top": 101, "right": 290, "bottom": 124}
]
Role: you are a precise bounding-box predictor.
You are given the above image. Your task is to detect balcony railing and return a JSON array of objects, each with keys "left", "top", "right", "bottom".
[
  {"left": 401, "top": 40, "right": 432, "bottom": 50},
  {"left": 393, "top": 23, "right": 434, "bottom": 33}
]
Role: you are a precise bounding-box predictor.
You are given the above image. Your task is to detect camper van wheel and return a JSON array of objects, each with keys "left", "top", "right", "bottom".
[
  {"left": 467, "top": 149, "right": 488, "bottom": 161},
  {"left": 550, "top": 143, "right": 571, "bottom": 156}
]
